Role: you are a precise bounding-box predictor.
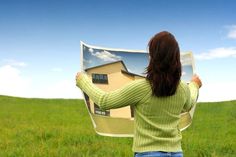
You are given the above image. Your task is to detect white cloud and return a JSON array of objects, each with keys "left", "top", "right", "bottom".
[
  {"left": 36, "top": 79, "right": 83, "bottom": 99},
  {"left": 127, "top": 68, "right": 133, "bottom": 72},
  {"left": 83, "top": 59, "right": 92, "bottom": 69},
  {"left": 83, "top": 59, "right": 92, "bottom": 64},
  {"left": 2, "top": 59, "right": 27, "bottom": 67},
  {"left": 198, "top": 82, "right": 236, "bottom": 102},
  {"left": 195, "top": 47, "right": 236, "bottom": 60},
  {"left": 181, "top": 56, "right": 192, "bottom": 65},
  {"left": 0, "top": 65, "right": 32, "bottom": 97},
  {"left": 90, "top": 50, "right": 122, "bottom": 62},
  {"left": 0, "top": 63, "right": 235, "bottom": 102},
  {"left": 0, "top": 63, "right": 82, "bottom": 99},
  {"left": 1, "top": 62, "right": 235, "bottom": 102},
  {"left": 227, "top": 25, "right": 236, "bottom": 39},
  {"left": 88, "top": 48, "right": 94, "bottom": 53}
]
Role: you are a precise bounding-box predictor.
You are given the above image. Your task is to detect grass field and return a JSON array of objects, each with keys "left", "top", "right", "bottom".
[{"left": 0, "top": 95, "right": 235, "bottom": 157}]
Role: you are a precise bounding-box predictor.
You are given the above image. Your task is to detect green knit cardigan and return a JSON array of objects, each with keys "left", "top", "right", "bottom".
[{"left": 76, "top": 73, "right": 199, "bottom": 152}]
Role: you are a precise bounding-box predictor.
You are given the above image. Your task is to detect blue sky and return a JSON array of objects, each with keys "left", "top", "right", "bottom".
[{"left": 0, "top": 0, "right": 236, "bottom": 101}]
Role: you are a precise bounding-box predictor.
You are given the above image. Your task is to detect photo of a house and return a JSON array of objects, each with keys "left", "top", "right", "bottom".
[
  {"left": 84, "top": 60, "right": 145, "bottom": 119},
  {"left": 81, "top": 42, "right": 196, "bottom": 136}
]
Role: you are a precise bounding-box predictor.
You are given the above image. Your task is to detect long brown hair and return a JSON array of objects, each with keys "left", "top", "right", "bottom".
[{"left": 146, "top": 31, "right": 182, "bottom": 97}]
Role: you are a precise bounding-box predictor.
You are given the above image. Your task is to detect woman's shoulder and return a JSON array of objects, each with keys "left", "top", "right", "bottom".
[
  {"left": 135, "top": 78, "right": 151, "bottom": 85},
  {"left": 178, "top": 81, "right": 190, "bottom": 94},
  {"left": 128, "top": 78, "right": 151, "bottom": 91}
]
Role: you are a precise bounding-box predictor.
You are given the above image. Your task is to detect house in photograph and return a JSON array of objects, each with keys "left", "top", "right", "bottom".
[{"left": 84, "top": 60, "right": 145, "bottom": 119}]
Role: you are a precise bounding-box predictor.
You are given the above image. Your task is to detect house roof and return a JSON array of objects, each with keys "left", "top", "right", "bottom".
[
  {"left": 121, "top": 70, "right": 145, "bottom": 78},
  {"left": 85, "top": 60, "right": 145, "bottom": 78},
  {"left": 85, "top": 60, "right": 128, "bottom": 72}
]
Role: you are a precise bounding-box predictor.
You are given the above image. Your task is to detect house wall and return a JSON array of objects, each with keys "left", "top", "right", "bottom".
[
  {"left": 86, "top": 62, "right": 126, "bottom": 76},
  {"left": 86, "top": 62, "right": 143, "bottom": 119},
  {"left": 108, "top": 72, "right": 134, "bottom": 118}
]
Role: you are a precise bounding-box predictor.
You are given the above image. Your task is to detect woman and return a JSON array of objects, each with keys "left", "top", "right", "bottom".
[{"left": 76, "top": 31, "right": 202, "bottom": 157}]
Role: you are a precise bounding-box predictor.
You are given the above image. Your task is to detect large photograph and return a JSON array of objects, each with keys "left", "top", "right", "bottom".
[{"left": 81, "top": 42, "right": 196, "bottom": 137}]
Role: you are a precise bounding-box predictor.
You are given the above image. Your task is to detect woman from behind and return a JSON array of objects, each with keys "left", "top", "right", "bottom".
[{"left": 76, "top": 31, "right": 202, "bottom": 157}]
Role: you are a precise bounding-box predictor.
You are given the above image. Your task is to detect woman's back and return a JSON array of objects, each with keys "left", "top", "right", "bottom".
[
  {"left": 76, "top": 31, "right": 202, "bottom": 157},
  {"left": 132, "top": 80, "right": 193, "bottom": 152}
]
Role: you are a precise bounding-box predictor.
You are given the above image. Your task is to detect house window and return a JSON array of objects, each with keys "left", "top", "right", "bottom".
[
  {"left": 94, "top": 103, "right": 110, "bottom": 116},
  {"left": 92, "top": 74, "right": 108, "bottom": 84}
]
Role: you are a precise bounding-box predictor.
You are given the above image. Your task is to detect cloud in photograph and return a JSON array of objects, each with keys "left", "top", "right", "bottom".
[
  {"left": 90, "top": 50, "right": 122, "bottom": 62},
  {"left": 227, "top": 25, "right": 236, "bottom": 39},
  {"left": 181, "top": 57, "right": 192, "bottom": 65},
  {"left": 83, "top": 59, "right": 92, "bottom": 64},
  {"left": 195, "top": 47, "right": 236, "bottom": 60},
  {"left": 83, "top": 59, "right": 93, "bottom": 69},
  {"left": 88, "top": 48, "right": 94, "bottom": 53}
]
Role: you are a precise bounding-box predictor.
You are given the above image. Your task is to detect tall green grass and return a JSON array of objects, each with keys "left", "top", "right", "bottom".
[{"left": 0, "top": 95, "right": 235, "bottom": 157}]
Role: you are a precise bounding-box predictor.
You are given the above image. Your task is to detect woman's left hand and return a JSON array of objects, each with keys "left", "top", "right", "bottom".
[{"left": 76, "top": 72, "right": 82, "bottom": 81}]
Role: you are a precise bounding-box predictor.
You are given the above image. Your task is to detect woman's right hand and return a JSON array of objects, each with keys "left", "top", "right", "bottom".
[{"left": 191, "top": 74, "right": 202, "bottom": 88}]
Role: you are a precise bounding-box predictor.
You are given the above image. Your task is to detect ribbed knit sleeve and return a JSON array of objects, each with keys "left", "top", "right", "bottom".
[
  {"left": 76, "top": 73, "right": 150, "bottom": 110},
  {"left": 77, "top": 73, "right": 201, "bottom": 152},
  {"left": 183, "top": 82, "right": 199, "bottom": 112}
]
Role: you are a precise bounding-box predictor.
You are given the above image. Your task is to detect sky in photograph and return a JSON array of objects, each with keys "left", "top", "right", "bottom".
[
  {"left": 0, "top": 0, "right": 236, "bottom": 102},
  {"left": 82, "top": 43, "right": 193, "bottom": 82},
  {"left": 82, "top": 44, "right": 149, "bottom": 74}
]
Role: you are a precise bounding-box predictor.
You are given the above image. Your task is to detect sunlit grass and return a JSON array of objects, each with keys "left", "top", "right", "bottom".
[{"left": 0, "top": 95, "right": 235, "bottom": 157}]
